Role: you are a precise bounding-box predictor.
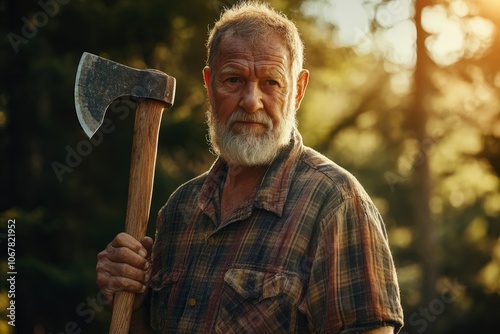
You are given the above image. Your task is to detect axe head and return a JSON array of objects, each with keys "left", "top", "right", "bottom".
[{"left": 75, "top": 52, "right": 176, "bottom": 138}]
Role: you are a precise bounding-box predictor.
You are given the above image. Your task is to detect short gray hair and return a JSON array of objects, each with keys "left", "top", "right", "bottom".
[{"left": 206, "top": 1, "right": 305, "bottom": 78}]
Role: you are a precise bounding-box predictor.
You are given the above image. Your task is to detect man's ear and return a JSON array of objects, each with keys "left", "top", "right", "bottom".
[
  {"left": 294, "top": 69, "right": 309, "bottom": 111},
  {"left": 203, "top": 66, "right": 211, "bottom": 98}
]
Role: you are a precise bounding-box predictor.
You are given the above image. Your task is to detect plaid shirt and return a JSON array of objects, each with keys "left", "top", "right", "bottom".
[{"left": 148, "top": 130, "right": 404, "bottom": 333}]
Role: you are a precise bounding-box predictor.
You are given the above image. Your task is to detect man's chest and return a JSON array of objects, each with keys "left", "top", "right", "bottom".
[{"left": 150, "top": 209, "right": 316, "bottom": 333}]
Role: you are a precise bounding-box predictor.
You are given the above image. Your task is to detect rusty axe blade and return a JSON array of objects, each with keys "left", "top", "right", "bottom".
[
  {"left": 74, "top": 52, "right": 176, "bottom": 334},
  {"left": 75, "top": 52, "right": 175, "bottom": 138}
]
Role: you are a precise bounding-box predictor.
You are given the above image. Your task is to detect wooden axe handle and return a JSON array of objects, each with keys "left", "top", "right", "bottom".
[{"left": 109, "top": 99, "right": 164, "bottom": 334}]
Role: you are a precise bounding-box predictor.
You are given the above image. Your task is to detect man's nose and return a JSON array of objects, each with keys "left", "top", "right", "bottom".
[{"left": 239, "top": 81, "right": 264, "bottom": 113}]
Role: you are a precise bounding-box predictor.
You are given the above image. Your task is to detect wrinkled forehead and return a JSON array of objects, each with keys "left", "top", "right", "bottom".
[{"left": 213, "top": 34, "right": 291, "bottom": 71}]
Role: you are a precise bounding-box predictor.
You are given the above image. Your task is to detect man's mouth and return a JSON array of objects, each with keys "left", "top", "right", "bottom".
[
  {"left": 231, "top": 120, "right": 268, "bottom": 134},
  {"left": 234, "top": 120, "right": 266, "bottom": 126}
]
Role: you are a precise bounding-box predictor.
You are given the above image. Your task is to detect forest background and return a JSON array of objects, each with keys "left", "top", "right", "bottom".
[{"left": 1, "top": 0, "right": 500, "bottom": 333}]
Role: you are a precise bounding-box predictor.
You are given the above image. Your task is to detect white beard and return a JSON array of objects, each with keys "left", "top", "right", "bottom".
[{"left": 207, "top": 106, "right": 296, "bottom": 166}]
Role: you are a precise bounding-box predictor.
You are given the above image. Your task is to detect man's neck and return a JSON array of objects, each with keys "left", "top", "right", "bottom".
[
  {"left": 225, "top": 164, "right": 268, "bottom": 190},
  {"left": 220, "top": 164, "right": 268, "bottom": 223}
]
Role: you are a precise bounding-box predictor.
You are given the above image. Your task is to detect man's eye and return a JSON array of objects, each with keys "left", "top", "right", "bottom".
[
  {"left": 227, "top": 77, "right": 240, "bottom": 83},
  {"left": 267, "top": 80, "right": 279, "bottom": 86}
]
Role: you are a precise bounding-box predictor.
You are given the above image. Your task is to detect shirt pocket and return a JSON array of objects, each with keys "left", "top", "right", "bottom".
[
  {"left": 215, "top": 268, "right": 303, "bottom": 334},
  {"left": 149, "top": 269, "right": 181, "bottom": 333}
]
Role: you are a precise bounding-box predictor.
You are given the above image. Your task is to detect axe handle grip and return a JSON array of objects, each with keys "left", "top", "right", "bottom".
[{"left": 109, "top": 99, "right": 165, "bottom": 334}]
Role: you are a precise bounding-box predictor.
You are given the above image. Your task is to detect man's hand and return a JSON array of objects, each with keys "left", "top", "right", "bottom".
[
  {"left": 96, "top": 232, "right": 153, "bottom": 310},
  {"left": 363, "top": 327, "right": 394, "bottom": 334}
]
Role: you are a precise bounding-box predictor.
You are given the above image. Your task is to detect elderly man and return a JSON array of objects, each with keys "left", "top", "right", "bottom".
[{"left": 96, "top": 2, "right": 404, "bottom": 333}]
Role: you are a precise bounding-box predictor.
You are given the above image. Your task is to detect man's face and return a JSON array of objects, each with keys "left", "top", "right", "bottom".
[{"left": 204, "top": 34, "right": 308, "bottom": 166}]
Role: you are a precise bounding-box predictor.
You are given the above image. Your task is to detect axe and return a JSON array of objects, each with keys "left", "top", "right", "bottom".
[{"left": 74, "top": 52, "right": 176, "bottom": 333}]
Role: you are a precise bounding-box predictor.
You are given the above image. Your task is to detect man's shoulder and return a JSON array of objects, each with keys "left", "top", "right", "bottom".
[
  {"left": 157, "top": 171, "right": 209, "bottom": 217},
  {"left": 296, "top": 145, "right": 369, "bottom": 199},
  {"left": 171, "top": 171, "right": 209, "bottom": 198}
]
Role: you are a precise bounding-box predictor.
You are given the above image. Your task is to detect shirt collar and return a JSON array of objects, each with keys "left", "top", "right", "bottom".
[
  {"left": 198, "top": 128, "right": 304, "bottom": 220},
  {"left": 254, "top": 129, "right": 303, "bottom": 216}
]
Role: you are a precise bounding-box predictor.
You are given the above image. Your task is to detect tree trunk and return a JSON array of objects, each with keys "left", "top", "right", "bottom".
[{"left": 414, "top": 0, "right": 438, "bottom": 304}]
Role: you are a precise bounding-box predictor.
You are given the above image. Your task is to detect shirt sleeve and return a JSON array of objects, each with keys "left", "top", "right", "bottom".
[{"left": 300, "top": 194, "right": 404, "bottom": 333}]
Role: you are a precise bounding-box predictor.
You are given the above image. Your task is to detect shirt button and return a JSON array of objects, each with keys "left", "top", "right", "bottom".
[
  {"left": 187, "top": 297, "right": 197, "bottom": 307},
  {"left": 207, "top": 237, "right": 216, "bottom": 245}
]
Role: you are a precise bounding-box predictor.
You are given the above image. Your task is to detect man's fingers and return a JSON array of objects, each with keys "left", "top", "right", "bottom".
[
  {"left": 141, "top": 236, "right": 154, "bottom": 258},
  {"left": 111, "top": 262, "right": 149, "bottom": 283},
  {"left": 109, "top": 275, "right": 147, "bottom": 294},
  {"left": 96, "top": 261, "right": 150, "bottom": 305},
  {"left": 111, "top": 232, "right": 149, "bottom": 258},
  {"left": 103, "top": 242, "right": 149, "bottom": 270},
  {"left": 96, "top": 256, "right": 150, "bottom": 283},
  {"left": 98, "top": 276, "right": 147, "bottom": 306},
  {"left": 96, "top": 232, "right": 153, "bottom": 307}
]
